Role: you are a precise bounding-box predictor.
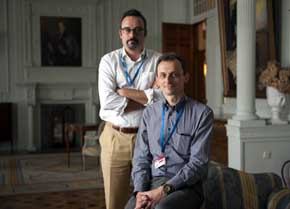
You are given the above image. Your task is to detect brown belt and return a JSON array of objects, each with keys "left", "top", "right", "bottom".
[{"left": 112, "top": 125, "right": 138, "bottom": 134}]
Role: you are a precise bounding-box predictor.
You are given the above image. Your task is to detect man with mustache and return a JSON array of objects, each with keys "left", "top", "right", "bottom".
[{"left": 98, "top": 9, "right": 161, "bottom": 209}]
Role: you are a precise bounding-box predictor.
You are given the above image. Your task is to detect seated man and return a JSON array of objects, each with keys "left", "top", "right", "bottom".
[{"left": 125, "top": 53, "right": 214, "bottom": 209}]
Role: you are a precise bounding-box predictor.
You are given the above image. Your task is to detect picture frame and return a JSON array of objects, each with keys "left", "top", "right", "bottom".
[
  {"left": 40, "top": 16, "right": 82, "bottom": 67},
  {"left": 218, "top": 0, "right": 276, "bottom": 97}
]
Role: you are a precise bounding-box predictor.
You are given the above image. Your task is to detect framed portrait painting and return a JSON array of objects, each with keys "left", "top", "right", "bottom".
[
  {"left": 218, "top": 0, "right": 276, "bottom": 97},
  {"left": 40, "top": 16, "right": 82, "bottom": 67}
]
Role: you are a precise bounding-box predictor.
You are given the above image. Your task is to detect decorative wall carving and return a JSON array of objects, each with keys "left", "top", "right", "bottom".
[{"left": 0, "top": 0, "right": 9, "bottom": 96}]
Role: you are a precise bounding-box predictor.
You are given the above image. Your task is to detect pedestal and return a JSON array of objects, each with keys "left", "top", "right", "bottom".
[{"left": 227, "top": 119, "right": 290, "bottom": 177}]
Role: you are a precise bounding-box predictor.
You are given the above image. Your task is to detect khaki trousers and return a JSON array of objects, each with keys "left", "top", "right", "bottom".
[{"left": 99, "top": 123, "right": 137, "bottom": 209}]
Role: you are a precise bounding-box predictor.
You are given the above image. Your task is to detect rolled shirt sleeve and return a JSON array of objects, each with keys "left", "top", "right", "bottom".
[
  {"left": 143, "top": 88, "right": 164, "bottom": 106},
  {"left": 98, "top": 54, "right": 128, "bottom": 120}
]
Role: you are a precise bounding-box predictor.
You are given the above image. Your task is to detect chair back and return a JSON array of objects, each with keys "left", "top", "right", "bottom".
[
  {"left": 281, "top": 160, "right": 290, "bottom": 189},
  {"left": 203, "top": 162, "right": 283, "bottom": 209}
]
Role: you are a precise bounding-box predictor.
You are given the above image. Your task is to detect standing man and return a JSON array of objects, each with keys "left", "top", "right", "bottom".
[
  {"left": 98, "top": 9, "right": 161, "bottom": 209},
  {"left": 125, "top": 53, "right": 213, "bottom": 209}
]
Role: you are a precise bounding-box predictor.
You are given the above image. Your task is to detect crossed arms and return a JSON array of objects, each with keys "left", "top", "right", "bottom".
[{"left": 117, "top": 88, "right": 148, "bottom": 112}]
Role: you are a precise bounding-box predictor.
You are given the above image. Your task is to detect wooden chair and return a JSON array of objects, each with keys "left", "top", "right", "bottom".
[
  {"left": 281, "top": 160, "right": 290, "bottom": 188},
  {"left": 81, "top": 121, "right": 105, "bottom": 170}
]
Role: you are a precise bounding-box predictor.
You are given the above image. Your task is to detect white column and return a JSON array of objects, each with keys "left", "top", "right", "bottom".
[
  {"left": 281, "top": 0, "right": 290, "bottom": 67},
  {"left": 206, "top": 12, "right": 224, "bottom": 115},
  {"left": 227, "top": 0, "right": 266, "bottom": 171},
  {"left": 281, "top": 0, "right": 290, "bottom": 121},
  {"left": 27, "top": 104, "right": 36, "bottom": 151},
  {"left": 233, "top": 0, "right": 258, "bottom": 120},
  {"left": 86, "top": 83, "right": 98, "bottom": 123},
  {"left": 26, "top": 83, "right": 37, "bottom": 152}
]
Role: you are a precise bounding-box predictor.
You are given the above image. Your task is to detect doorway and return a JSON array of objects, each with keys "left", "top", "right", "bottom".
[{"left": 162, "top": 21, "right": 207, "bottom": 103}]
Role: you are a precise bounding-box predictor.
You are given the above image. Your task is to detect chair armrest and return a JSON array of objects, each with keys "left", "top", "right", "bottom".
[
  {"left": 83, "top": 135, "right": 99, "bottom": 146},
  {"left": 267, "top": 188, "right": 290, "bottom": 209}
]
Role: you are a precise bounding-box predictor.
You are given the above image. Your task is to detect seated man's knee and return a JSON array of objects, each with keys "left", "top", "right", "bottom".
[{"left": 124, "top": 195, "right": 136, "bottom": 209}]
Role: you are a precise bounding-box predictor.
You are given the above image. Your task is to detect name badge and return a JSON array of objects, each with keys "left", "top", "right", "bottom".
[{"left": 154, "top": 155, "right": 166, "bottom": 169}]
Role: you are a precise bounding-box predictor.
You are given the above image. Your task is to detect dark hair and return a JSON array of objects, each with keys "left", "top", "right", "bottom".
[
  {"left": 120, "top": 9, "right": 147, "bottom": 36},
  {"left": 156, "top": 53, "right": 187, "bottom": 73}
]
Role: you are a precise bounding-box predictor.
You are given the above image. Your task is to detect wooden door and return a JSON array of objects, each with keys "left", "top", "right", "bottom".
[{"left": 162, "top": 22, "right": 206, "bottom": 103}]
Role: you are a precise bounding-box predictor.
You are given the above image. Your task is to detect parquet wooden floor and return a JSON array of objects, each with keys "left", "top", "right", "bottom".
[{"left": 0, "top": 189, "right": 105, "bottom": 209}]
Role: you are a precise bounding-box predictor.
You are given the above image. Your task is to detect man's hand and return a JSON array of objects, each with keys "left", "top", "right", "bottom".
[
  {"left": 134, "top": 192, "right": 151, "bottom": 209},
  {"left": 139, "top": 186, "right": 165, "bottom": 209},
  {"left": 124, "top": 100, "right": 144, "bottom": 113}
]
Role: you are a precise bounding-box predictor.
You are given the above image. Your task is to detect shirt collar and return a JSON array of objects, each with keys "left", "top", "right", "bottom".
[
  {"left": 121, "top": 48, "right": 147, "bottom": 62},
  {"left": 162, "top": 96, "right": 187, "bottom": 112}
]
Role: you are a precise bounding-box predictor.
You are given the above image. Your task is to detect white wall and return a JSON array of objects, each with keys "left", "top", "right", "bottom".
[{"left": 162, "top": 0, "right": 190, "bottom": 24}]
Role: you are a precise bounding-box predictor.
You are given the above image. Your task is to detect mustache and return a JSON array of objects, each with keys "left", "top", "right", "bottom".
[{"left": 127, "top": 38, "right": 139, "bottom": 43}]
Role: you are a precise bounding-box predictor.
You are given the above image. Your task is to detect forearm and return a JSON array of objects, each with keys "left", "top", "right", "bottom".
[
  {"left": 124, "top": 100, "right": 145, "bottom": 113},
  {"left": 117, "top": 88, "right": 148, "bottom": 105}
]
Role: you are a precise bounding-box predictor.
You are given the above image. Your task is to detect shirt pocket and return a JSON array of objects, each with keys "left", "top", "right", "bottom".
[{"left": 173, "top": 131, "right": 192, "bottom": 156}]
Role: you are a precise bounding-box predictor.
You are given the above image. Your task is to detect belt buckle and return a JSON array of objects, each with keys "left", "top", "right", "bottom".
[
  {"left": 119, "top": 127, "right": 124, "bottom": 133},
  {"left": 114, "top": 125, "right": 124, "bottom": 133}
]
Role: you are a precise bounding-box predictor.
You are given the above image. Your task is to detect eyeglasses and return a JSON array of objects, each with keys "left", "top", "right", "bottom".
[{"left": 120, "top": 27, "right": 145, "bottom": 35}]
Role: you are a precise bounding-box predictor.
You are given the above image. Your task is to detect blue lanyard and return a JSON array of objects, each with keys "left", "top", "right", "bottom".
[
  {"left": 160, "top": 100, "right": 186, "bottom": 153},
  {"left": 119, "top": 54, "right": 145, "bottom": 87}
]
